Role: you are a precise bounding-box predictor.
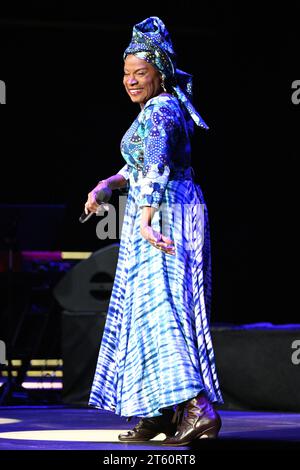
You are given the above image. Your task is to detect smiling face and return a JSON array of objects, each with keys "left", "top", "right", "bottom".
[{"left": 123, "top": 54, "right": 163, "bottom": 108}]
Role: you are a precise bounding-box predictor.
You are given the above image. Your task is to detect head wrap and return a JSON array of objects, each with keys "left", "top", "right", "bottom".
[{"left": 124, "top": 16, "right": 209, "bottom": 129}]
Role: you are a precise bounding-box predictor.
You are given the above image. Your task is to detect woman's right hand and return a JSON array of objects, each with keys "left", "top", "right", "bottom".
[{"left": 84, "top": 181, "right": 108, "bottom": 214}]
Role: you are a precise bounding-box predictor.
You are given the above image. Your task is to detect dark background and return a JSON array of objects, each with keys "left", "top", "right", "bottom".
[{"left": 0, "top": 2, "right": 298, "bottom": 325}]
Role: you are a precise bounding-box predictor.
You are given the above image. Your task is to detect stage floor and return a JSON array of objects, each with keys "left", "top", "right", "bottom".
[{"left": 0, "top": 406, "right": 300, "bottom": 454}]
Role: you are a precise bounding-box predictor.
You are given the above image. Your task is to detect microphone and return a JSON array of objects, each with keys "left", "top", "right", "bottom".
[{"left": 79, "top": 186, "right": 112, "bottom": 223}]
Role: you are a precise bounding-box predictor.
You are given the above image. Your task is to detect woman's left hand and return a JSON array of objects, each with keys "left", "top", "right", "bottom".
[{"left": 141, "top": 225, "right": 175, "bottom": 255}]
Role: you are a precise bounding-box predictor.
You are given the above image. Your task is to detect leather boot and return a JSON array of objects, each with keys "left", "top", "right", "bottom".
[
  {"left": 118, "top": 408, "right": 176, "bottom": 442},
  {"left": 162, "top": 394, "right": 221, "bottom": 446}
]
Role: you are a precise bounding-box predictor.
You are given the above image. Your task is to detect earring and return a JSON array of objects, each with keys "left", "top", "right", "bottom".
[{"left": 161, "top": 78, "right": 167, "bottom": 92}]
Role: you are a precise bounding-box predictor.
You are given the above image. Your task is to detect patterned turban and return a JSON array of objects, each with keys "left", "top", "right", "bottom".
[{"left": 124, "top": 16, "right": 209, "bottom": 129}]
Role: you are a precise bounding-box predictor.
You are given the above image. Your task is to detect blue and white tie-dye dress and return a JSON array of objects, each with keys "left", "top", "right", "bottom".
[{"left": 89, "top": 94, "right": 223, "bottom": 417}]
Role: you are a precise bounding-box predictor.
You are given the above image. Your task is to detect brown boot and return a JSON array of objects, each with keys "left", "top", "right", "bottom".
[
  {"left": 162, "top": 394, "right": 221, "bottom": 446},
  {"left": 118, "top": 408, "right": 176, "bottom": 442}
]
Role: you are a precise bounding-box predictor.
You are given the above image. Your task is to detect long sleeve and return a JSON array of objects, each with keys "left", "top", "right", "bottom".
[
  {"left": 139, "top": 101, "right": 178, "bottom": 209},
  {"left": 117, "top": 163, "right": 130, "bottom": 181}
]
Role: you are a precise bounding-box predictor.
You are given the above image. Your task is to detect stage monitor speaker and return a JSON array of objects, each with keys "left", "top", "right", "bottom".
[
  {"left": 53, "top": 243, "right": 120, "bottom": 312},
  {"left": 54, "top": 244, "right": 120, "bottom": 405},
  {"left": 212, "top": 324, "right": 300, "bottom": 412}
]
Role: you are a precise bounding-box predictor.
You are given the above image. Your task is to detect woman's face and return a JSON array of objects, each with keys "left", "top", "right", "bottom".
[{"left": 123, "top": 54, "right": 162, "bottom": 107}]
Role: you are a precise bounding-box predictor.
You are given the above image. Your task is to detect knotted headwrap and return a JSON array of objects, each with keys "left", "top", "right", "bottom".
[{"left": 124, "top": 16, "right": 209, "bottom": 130}]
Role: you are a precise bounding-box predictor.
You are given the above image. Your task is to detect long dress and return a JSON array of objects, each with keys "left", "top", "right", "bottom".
[{"left": 89, "top": 93, "right": 223, "bottom": 417}]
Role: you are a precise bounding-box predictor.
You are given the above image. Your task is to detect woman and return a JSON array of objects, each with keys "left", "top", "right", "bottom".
[{"left": 86, "top": 17, "right": 223, "bottom": 445}]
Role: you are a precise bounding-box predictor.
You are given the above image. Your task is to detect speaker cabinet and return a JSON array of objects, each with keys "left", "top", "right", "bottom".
[
  {"left": 61, "top": 310, "right": 106, "bottom": 405},
  {"left": 54, "top": 244, "right": 120, "bottom": 405}
]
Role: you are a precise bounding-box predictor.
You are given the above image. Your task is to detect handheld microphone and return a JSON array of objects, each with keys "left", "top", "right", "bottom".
[{"left": 79, "top": 186, "right": 112, "bottom": 223}]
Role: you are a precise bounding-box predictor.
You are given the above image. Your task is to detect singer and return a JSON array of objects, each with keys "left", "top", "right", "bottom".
[{"left": 86, "top": 17, "right": 223, "bottom": 445}]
